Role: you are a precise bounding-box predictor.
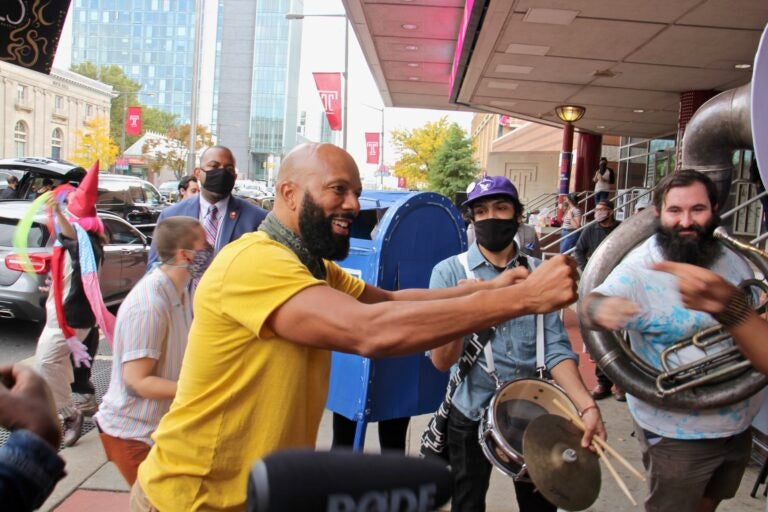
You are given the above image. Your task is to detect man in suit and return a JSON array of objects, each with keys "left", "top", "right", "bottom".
[{"left": 148, "top": 145, "right": 267, "bottom": 267}]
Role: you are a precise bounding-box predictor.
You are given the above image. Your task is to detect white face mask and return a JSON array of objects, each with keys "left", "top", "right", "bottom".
[{"left": 595, "top": 210, "right": 611, "bottom": 222}]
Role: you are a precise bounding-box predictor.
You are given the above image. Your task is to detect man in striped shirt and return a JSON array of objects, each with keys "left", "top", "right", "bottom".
[{"left": 93, "top": 217, "right": 212, "bottom": 485}]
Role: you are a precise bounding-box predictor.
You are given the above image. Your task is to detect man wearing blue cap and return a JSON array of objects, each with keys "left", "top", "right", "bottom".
[{"left": 429, "top": 175, "right": 604, "bottom": 512}]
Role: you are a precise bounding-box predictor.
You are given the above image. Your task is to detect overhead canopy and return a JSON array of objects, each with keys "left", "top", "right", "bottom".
[{"left": 343, "top": 0, "right": 768, "bottom": 138}]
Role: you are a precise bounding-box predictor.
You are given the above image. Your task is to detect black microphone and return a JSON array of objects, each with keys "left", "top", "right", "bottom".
[{"left": 247, "top": 449, "right": 452, "bottom": 512}]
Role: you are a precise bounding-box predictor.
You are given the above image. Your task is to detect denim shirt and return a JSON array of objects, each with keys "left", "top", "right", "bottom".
[
  {"left": 0, "top": 430, "right": 66, "bottom": 511},
  {"left": 429, "top": 242, "right": 577, "bottom": 421}
]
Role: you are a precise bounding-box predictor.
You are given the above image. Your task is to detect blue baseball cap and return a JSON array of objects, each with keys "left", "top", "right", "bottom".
[{"left": 462, "top": 176, "right": 519, "bottom": 207}]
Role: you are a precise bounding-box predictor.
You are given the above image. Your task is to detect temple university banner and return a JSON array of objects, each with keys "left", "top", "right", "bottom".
[
  {"left": 0, "top": 0, "right": 71, "bottom": 74},
  {"left": 365, "top": 132, "right": 380, "bottom": 164},
  {"left": 312, "top": 72, "right": 342, "bottom": 131},
  {"left": 126, "top": 106, "right": 142, "bottom": 135}
]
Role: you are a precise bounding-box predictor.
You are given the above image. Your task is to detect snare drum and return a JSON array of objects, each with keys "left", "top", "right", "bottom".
[{"left": 478, "top": 378, "right": 579, "bottom": 480}]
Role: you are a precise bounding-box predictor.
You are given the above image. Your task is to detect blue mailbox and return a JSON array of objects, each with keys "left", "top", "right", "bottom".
[{"left": 326, "top": 191, "right": 467, "bottom": 448}]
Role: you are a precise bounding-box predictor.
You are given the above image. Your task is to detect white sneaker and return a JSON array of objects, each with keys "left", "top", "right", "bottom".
[
  {"left": 73, "top": 392, "right": 98, "bottom": 416},
  {"left": 60, "top": 407, "right": 84, "bottom": 447}
]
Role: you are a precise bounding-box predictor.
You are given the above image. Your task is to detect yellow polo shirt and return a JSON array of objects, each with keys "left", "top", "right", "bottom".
[{"left": 137, "top": 231, "right": 365, "bottom": 511}]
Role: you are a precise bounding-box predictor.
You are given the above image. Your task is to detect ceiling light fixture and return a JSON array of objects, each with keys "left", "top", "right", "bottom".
[
  {"left": 408, "top": 76, "right": 420, "bottom": 81},
  {"left": 407, "top": 63, "right": 419, "bottom": 68},
  {"left": 404, "top": 44, "right": 418, "bottom": 51},
  {"left": 401, "top": 23, "right": 418, "bottom": 30},
  {"left": 597, "top": 125, "right": 606, "bottom": 129},
  {"left": 505, "top": 43, "right": 550, "bottom": 56},
  {"left": 555, "top": 105, "right": 586, "bottom": 123},
  {"left": 523, "top": 8, "right": 579, "bottom": 26},
  {"left": 734, "top": 63, "right": 752, "bottom": 69},
  {"left": 633, "top": 109, "right": 645, "bottom": 113}
]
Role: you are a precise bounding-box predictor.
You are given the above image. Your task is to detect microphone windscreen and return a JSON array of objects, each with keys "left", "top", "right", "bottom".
[{"left": 248, "top": 449, "right": 452, "bottom": 512}]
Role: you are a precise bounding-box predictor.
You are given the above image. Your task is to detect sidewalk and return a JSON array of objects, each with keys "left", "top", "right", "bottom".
[{"left": 43, "top": 310, "right": 767, "bottom": 511}]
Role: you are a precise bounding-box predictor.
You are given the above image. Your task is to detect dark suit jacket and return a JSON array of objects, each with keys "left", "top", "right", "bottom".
[{"left": 148, "top": 194, "right": 267, "bottom": 268}]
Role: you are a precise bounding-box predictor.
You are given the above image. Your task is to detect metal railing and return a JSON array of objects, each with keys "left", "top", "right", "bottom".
[{"left": 540, "top": 187, "right": 656, "bottom": 254}]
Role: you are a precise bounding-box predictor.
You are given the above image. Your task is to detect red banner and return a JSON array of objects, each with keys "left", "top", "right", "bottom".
[
  {"left": 126, "top": 106, "right": 142, "bottom": 135},
  {"left": 397, "top": 176, "right": 407, "bottom": 189},
  {"left": 365, "top": 132, "right": 380, "bottom": 164},
  {"left": 312, "top": 72, "right": 342, "bottom": 131}
]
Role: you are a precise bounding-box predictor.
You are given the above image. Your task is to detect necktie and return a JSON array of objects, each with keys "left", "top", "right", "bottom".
[{"left": 203, "top": 205, "right": 219, "bottom": 247}]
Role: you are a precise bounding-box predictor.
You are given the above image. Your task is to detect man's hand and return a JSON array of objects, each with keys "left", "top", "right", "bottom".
[
  {"left": 0, "top": 365, "right": 61, "bottom": 449},
  {"left": 652, "top": 261, "right": 735, "bottom": 316},
  {"left": 517, "top": 255, "right": 579, "bottom": 313},
  {"left": 587, "top": 295, "right": 640, "bottom": 330},
  {"left": 490, "top": 266, "right": 530, "bottom": 288},
  {"left": 580, "top": 406, "right": 607, "bottom": 449}
]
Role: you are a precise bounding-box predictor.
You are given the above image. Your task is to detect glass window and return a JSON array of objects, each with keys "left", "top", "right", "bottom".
[
  {"left": 16, "top": 85, "right": 26, "bottom": 101},
  {"left": 51, "top": 128, "right": 63, "bottom": 160},
  {"left": 0, "top": 218, "right": 48, "bottom": 247},
  {"left": 142, "top": 183, "right": 162, "bottom": 206},
  {"left": 14, "top": 121, "right": 27, "bottom": 157},
  {"left": 55, "top": 95, "right": 63, "bottom": 109},
  {"left": 86, "top": 104, "right": 93, "bottom": 116},
  {"left": 104, "top": 218, "right": 143, "bottom": 245}
]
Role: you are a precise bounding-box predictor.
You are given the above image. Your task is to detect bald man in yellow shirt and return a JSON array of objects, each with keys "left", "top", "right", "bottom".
[{"left": 133, "top": 143, "right": 586, "bottom": 511}]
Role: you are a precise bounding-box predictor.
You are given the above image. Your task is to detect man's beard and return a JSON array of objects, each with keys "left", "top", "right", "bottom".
[
  {"left": 656, "top": 216, "right": 722, "bottom": 267},
  {"left": 298, "top": 193, "right": 354, "bottom": 261}
]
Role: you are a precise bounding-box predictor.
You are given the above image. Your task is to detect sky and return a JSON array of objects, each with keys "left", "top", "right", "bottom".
[{"left": 296, "top": 0, "right": 473, "bottom": 184}]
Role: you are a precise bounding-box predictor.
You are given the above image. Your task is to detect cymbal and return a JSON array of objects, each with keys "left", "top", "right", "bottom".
[{"left": 523, "top": 414, "right": 601, "bottom": 511}]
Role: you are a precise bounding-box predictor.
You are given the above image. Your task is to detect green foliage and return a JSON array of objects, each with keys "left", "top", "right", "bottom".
[
  {"left": 390, "top": 117, "right": 451, "bottom": 189},
  {"left": 142, "top": 107, "right": 178, "bottom": 135},
  {"left": 70, "top": 62, "right": 177, "bottom": 148},
  {"left": 143, "top": 124, "right": 214, "bottom": 180},
  {"left": 428, "top": 123, "right": 479, "bottom": 198}
]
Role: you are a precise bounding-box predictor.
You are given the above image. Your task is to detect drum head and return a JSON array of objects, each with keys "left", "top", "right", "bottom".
[{"left": 490, "top": 379, "right": 579, "bottom": 456}]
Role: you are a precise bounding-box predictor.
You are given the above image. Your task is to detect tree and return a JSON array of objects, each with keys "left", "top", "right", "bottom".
[
  {"left": 428, "top": 123, "right": 479, "bottom": 198},
  {"left": 70, "top": 62, "right": 178, "bottom": 148},
  {"left": 69, "top": 117, "right": 119, "bottom": 168},
  {"left": 143, "top": 124, "right": 215, "bottom": 180},
  {"left": 390, "top": 117, "right": 451, "bottom": 189}
]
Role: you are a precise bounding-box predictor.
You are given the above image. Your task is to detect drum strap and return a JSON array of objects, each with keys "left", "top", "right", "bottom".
[{"left": 458, "top": 253, "right": 547, "bottom": 382}]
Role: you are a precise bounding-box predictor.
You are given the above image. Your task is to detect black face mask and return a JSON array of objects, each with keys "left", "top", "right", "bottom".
[
  {"left": 202, "top": 168, "right": 236, "bottom": 198},
  {"left": 473, "top": 218, "right": 519, "bottom": 252}
]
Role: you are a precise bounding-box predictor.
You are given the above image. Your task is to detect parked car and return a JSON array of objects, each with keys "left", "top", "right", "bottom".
[
  {"left": 96, "top": 174, "right": 166, "bottom": 226},
  {"left": 0, "top": 200, "right": 150, "bottom": 323},
  {"left": 0, "top": 158, "right": 165, "bottom": 228},
  {"left": 0, "top": 157, "right": 86, "bottom": 200}
]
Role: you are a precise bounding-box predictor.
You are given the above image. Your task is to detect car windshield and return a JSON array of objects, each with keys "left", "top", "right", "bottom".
[
  {"left": 0, "top": 218, "right": 48, "bottom": 247},
  {"left": 159, "top": 181, "right": 178, "bottom": 192},
  {"left": 142, "top": 183, "right": 162, "bottom": 206}
]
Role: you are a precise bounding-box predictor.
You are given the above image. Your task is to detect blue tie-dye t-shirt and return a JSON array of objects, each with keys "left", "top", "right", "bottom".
[{"left": 593, "top": 235, "right": 764, "bottom": 439}]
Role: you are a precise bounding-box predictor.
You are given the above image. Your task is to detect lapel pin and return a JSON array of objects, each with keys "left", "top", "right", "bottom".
[{"left": 230, "top": 211, "right": 237, "bottom": 220}]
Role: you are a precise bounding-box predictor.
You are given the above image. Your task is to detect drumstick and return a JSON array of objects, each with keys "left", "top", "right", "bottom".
[
  {"left": 551, "top": 398, "right": 646, "bottom": 482},
  {"left": 594, "top": 441, "right": 637, "bottom": 506}
]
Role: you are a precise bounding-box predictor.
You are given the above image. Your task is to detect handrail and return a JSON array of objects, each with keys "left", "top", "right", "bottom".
[
  {"left": 527, "top": 192, "right": 558, "bottom": 212},
  {"left": 541, "top": 187, "right": 657, "bottom": 252},
  {"left": 720, "top": 189, "right": 768, "bottom": 220}
]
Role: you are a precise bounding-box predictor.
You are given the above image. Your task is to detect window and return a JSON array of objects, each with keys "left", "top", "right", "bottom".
[
  {"left": 103, "top": 218, "right": 143, "bottom": 245},
  {"left": 141, "top": 183, "right": 162, "bottom": 206},
  {"left": 51, "top": 128, "right": 63, "bottom": 159},
  {"left": 16, "top": 85, "right": 26, "bottom": 101},
  {"left": 55, "top": 95, "right": 63, "bottom": 110},
  {"left": 86, "top": 104, "right": 93, "bottom": 117},
  {"left": 14, "top": 121, "right": 27, "bottom": 157}
]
